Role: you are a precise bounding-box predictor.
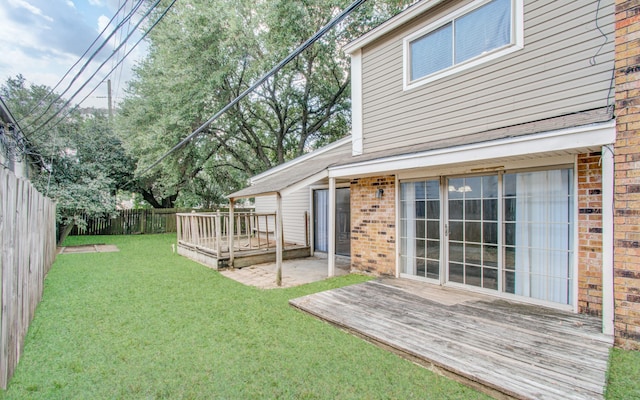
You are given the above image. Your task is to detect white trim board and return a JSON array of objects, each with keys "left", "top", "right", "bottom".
[
  {"left": 350, "top": 49, "right": 363, "bottom": 155},
  {"left": 329, "top": 121, "right": 616, "bottom": 178}
]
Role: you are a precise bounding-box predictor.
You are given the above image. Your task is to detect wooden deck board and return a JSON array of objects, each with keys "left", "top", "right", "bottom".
[{"left": 290, "top": 279, "right": 612, "bottom": 400}]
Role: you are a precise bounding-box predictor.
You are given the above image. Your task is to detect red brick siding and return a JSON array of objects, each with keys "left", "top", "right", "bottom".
[
  {"left": 614, "top": 0, "right": 640, "bottom": 349},
  {"left": 350, "top": 176, "right": 396, "bottom": 275},
  {"left": 577, "top": 153, "right": 604, "bottom": 316}
]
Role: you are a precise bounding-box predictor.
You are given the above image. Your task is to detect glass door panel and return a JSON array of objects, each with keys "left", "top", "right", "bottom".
[
  {"left": 313, "top": 189, "right": 328, "bottom": 253},
  {"left": 335, "top": 188, "right": 351, "bottom": 256},
  {"left": 447, "top": 175, "right": 498, "bottom": 290},
  {"left": 400, "top": 180, "right": 440, "bottom": 280},
  {"left": 502, "top": 169, "right": 573, "bottom": 304}
]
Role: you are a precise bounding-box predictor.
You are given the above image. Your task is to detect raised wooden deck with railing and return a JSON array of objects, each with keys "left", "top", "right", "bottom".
[{"left": 177, "top": 211, "right": 310, "bottom": 269}]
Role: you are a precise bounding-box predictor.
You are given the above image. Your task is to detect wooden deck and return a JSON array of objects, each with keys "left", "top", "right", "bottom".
[
  {"left": 177, "top": 238, "right": 310, "bottom": 269},
  {"left": 290, "top": 279, "right": 612, "bottom": 400}
]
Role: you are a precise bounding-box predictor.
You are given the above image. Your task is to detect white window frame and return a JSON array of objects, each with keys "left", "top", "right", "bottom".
[{"left": 403, "top": 0, "right": 524, "bottom": 91}]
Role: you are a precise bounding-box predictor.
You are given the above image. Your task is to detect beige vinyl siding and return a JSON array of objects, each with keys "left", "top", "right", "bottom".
[
  {"left": 360, "top": 0, "right": 615, "bottom": 154},
  {"left": 254, "top": 190, "right": 310, "bottom": 245}
]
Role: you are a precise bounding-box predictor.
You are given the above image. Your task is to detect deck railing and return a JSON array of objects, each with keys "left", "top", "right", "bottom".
[{"left": 177, "top": 211, "right": 278, "bottom": 256}]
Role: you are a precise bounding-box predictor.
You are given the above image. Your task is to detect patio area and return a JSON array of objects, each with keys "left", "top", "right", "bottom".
[
  {"left": 290, "top": 278, "right": 613, "bottom": 400},
  {"left": 220, "top": 256, "right": 351, "bottom": 288}
]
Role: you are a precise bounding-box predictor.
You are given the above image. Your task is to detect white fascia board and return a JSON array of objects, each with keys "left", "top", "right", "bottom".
[
  {"left": 280, "top": 170, "right": 328, "bottom": 197},
  {"left": 351, "top": 49, "right": 363, "bottom": 156},
  {"left": 328, "top": 121, "right": 616, "bottom": 178},
  {"left": 229, "top": 191, "right": 278, "bottom": 200},
  {"left": 343, "top": 0, "right": 446, "bottom": 55},
  {"left": 251, "top": 136, "right": 352, "bottom": 183}
]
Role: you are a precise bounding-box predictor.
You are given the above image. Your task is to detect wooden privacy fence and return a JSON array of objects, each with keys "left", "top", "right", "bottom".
[
  {"left": 177, "top": 211, "right": 277, "bottom": 256},
  {"left": 0, "top": 167, "right": 57, "bottom": 389},
  {"left": 69, "top": 208, "right": 251, "bottom": 236}
]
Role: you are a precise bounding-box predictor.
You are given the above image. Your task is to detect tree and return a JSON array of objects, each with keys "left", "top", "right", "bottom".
[
  {"left": 1, "top": 75, "right": 134, "bottom": 244},
  {"left": 116, "top": 0, "right": 414, "bottom": 207}
]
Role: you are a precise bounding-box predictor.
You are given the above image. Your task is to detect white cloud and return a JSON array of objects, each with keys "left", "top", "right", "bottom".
[
  {"left": 97, "top": 15, "right": 110, "bottom": 33},
  {"left": 0, "top": 0, "right": 148, "bottom": 109},
  {"left": 8, "top": 0, "right": 53, "bottom": 22},
  {"left": 88, "top": 0, "right": 103, "bottom": 6}
]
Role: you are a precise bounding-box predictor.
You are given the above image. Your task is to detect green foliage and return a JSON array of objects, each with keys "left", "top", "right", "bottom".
[
  {"left": 116, "top": 0, "right": 415, "bottom": 208},
  {"left": 1, "top": 75, "right": 134, "bottom": 240},
  {"left": 4, "top": 234, "right": 488, "bottom": 399}
]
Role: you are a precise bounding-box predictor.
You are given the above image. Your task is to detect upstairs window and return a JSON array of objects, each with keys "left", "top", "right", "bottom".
[{"left": 404, "top": 0, "right": 522, "bottom": 89}]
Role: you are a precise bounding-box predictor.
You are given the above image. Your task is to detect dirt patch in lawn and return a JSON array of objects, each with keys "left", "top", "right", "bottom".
[{"left": 57, "top": 244, "right": 120, "bottom": 254}]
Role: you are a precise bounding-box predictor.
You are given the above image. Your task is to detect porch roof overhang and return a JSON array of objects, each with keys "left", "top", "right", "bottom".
[
  {"left": 227, "top": 108, "right": 614, "bottom": 199},
  {"left": 329, "top": 111, "right": 616, "bottom": 178},
  {"left": 226, "top": 136, "right": 354, "bottom": 199}
]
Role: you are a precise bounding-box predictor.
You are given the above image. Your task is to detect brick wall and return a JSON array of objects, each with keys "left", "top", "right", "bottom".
[
  {"left": 350, "top": 176, "right": 396, "bottom": 275},
  {"left": 614, "top": 0, "right": 640, "bottom": 349},
  {"left": 577, "top": 153, "right": 604, "bottom": 316}
]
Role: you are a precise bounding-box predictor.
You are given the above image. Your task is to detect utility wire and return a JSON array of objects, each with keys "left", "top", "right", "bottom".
[
  {"left": 17, "top": 0, "right": 135, "bottom": 125},
  {"left": 22, "top": 0, "right": 145, "bottom": 132},
  {"left": 113, "top": 0, "right": 135, "bottom": 106},
  {"left": 25, "top": 0, "right": 163, "bottom": 139},
  {"left": 136, "top": 0, "right": 369, "bottom": 179},
  {"left": 37, "top": 0, "right": 178, "bottom": 137}
]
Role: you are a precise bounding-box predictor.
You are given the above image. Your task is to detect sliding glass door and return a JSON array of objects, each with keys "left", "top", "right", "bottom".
[
  {"left": 313, "top": 188, "right": 351, "bottom": 256},
  {"left": 399, "top": 169, "right": 574, "bottom": 305}
]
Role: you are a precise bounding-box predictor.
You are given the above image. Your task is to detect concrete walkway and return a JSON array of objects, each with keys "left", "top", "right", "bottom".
[
  {"left": 58, "top": 244, "right": 119, "bottom": 254},
  {"left": 219, "top": 257, "right": 350, "bottom": 289}
]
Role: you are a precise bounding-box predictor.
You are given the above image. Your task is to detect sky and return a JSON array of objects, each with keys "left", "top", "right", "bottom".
[{"left": 0, "top": 0, "right": 147, "bottom": 109}]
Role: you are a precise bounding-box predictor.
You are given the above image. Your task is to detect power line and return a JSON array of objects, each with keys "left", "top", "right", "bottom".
[
  {"left": 27, "top": 0, "right": 178, "bottom": 139},
  {"left": 112, "top": 0, "right": 136, "bottom": 107},
  {"left": 136, "top": 0, "right": 370, "bottom": 179},
  {"left": 21, "top": 0, "right": 146, "bottom": 131},
  {"left": 16, "top": 0, "right": 135, "bottom": 126},
  {"left": 25, "top": 0, "right": 164, "bottom": 139}
]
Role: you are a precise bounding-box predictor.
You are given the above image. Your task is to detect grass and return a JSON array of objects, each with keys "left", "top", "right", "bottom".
[
  {"left": 607, "top": 348, "right": 640, "bottom": 399},
  {"left": 2, "top": 234, "right": 489, "bottom": 399}
]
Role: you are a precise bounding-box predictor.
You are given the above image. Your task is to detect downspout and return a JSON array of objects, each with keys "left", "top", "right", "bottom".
[{"left": 601, "top": 145, "right": 614, "bottom": 336}]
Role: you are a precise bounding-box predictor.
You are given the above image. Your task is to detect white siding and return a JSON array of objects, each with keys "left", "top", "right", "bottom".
[
  {"left": 361, "top": 0, "right": 615, "bottom": 153},
  {"left": 254, "top": 189, "right": 310, "bottom": 245}
]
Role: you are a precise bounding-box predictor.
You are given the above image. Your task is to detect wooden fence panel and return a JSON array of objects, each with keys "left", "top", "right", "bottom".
[
  {"left": 0, "top": 167, "right": 56, "bottom": 389},
  {"left": 69, "top": 208, "right": 253, "bottom": 236}
]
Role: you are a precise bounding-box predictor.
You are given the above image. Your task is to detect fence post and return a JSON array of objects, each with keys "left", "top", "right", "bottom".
[
  {"left": 249, "top": 211, "right": 254, "bottom": 250},
  {"left": 176, "top": 214, "right": 182, "bottom": 243},
  {"left": 215, "top": 210, "right": 222, "bottom": 256},
  {"left": 228, "top": 201, "right": 235, "bottom": 267}
]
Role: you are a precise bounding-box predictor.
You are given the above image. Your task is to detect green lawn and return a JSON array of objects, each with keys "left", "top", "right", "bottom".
[
  {"left": 3, "top": 234, "right": 488, "bottom": 399},
  {"left": 2, "top": 234, "right": 638, "bottom": 399}
]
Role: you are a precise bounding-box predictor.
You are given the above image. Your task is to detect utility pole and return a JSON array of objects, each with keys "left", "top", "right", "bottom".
[{"left": 107, "top": 79, "right": 113, "bottom": 119}]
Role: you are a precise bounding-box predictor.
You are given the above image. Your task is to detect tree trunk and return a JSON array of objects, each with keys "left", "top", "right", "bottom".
[{"left": 57, "top": 223, "right": 74, "bottom": 247}]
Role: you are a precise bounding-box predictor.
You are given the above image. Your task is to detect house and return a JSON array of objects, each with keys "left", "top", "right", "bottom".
[
  {"left": 0, "top": 97, "right": 38, "bottom": 179},
  {"left": 227, "top": 0, "right": 640, "bottom": 350}
]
